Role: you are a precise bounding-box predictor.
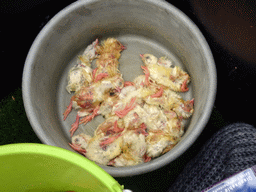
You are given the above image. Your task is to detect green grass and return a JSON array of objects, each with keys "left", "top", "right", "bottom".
[{"left": 0, "top": 88, "right": 41, "bottom": 145}]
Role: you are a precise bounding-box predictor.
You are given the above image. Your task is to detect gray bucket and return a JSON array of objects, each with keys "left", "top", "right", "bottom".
[{"left": 22, "top": 0, "right": 216, "bottom": 177}]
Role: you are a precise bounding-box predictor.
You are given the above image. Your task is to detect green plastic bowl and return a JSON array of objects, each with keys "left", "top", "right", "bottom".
[{"left": 0, "top": 143, "right": 123, "bottom": 192}]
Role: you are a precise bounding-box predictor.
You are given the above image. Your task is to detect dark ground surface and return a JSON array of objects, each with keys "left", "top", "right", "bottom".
[{"left": 1, "top": 0, "right": 256, "bottom": 191}]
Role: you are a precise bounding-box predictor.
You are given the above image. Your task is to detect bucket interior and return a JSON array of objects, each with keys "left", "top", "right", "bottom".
[{"left": 23, "top": 0, "right": 216, "bottom": 177}]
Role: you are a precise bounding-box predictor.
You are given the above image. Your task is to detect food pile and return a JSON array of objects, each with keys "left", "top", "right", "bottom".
[{"left": 63, "top": 38, "right": 194, "bottom": 166}]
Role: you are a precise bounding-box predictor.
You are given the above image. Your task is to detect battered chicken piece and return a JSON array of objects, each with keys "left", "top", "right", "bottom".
[{"left": 140, "top": 54, "right": 190, "bottom": 92}]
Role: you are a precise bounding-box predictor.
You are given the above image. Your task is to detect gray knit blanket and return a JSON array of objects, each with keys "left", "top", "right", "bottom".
[{"left": 167, "top": 123, "right": 256, "bottom": 192}]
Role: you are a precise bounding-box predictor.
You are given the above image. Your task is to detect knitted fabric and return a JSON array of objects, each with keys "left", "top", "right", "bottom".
[{"left": 167, "top": 123, "right": 256, "bottom": 192}]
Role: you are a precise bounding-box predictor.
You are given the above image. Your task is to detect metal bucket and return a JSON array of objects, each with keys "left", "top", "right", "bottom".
[{"left": 22, "top": 0, "right": 216, "bottom": 177}]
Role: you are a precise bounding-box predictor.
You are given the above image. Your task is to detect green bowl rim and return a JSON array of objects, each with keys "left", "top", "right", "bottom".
[{"left": 0, "top": 143, "right": 123, "bottom": 192}]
